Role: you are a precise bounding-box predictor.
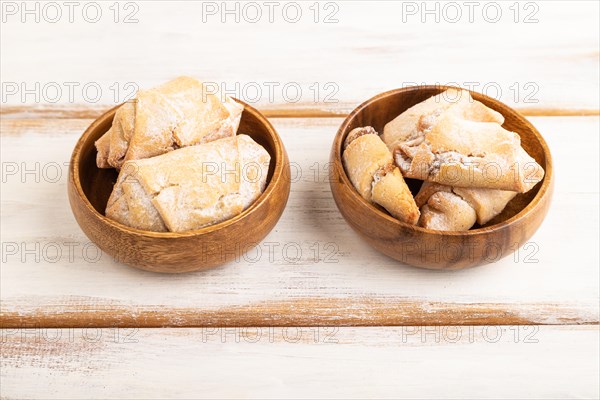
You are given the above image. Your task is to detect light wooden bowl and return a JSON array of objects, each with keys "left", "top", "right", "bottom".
[
  {"left": 330, "top": 86, "right": 553, "bottom": 270},
  {"left": 68, "top": 100, "right": 290, "bottom": 273}
]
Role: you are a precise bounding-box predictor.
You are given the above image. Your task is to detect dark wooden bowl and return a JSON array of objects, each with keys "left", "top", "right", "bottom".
[
  {"left": 330, "top": 86, "right": 553, "bottom": 270},
  {"left": 68, "top": 100, "right": 290, "bottom": 273}
]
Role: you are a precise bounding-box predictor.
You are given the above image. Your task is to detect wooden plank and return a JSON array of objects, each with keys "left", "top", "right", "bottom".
[
  {"left": 1, "top": 2, "right": 598, "bottom": 111},
  {"left": 1, "top": 116, "right": 598, "bottom": 328},
  {"left": 1, "top": 326, "right": 598, "bottom": 399}
]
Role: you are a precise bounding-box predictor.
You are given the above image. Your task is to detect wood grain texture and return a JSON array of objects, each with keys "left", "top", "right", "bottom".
[
  {"left": 1, "top": 326, "right": 598, "bottom": 399},
  {"left": 1, "top": 2, "right": 598, "bottom": 112},
  {"left": 1, "top": 298, "right": 597, "bottom": 329},
  {"left": 1, "top": 116, "right": 598, "bottom": 328}
]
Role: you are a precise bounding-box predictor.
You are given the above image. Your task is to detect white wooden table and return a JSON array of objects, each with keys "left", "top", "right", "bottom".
[{"left": 1, "top": 1, "right": 599, "bottom": 398}]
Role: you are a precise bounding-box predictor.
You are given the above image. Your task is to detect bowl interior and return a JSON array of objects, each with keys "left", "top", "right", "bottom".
[
  {"left": 78, "top": 102, "right": 278, "bottom": 217},
  {"left": 339, "top": 86, "right": 549, "bottom": 229}
]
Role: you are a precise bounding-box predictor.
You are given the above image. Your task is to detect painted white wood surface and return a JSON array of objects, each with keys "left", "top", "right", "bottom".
[
  {"left": 1, "top": 326, "right": 598, "bottom": 399},
  {"left": 1, "top": 1, "right": 598, "bottom": 112},
  {"left": 1, "top": 1, "right": 598, "bottom": 397},
  {"left": 1, "top": 116, "right": 598, "bottom": 326}
]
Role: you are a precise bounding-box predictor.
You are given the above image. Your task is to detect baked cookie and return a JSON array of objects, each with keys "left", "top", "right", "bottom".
[
  {"left": 382, "top": 89, "right": 544, "bottom": 193},
  {"left": 95, "top": 76, "right": 243, "bottom": 169},
  {"left": 105, "top": 135, "right": 270, "bottom": 232},
  {"left": 343, "top": 126, "right": 420, "bottom": 225},
  {"left": 414, "top": 181, "right": 517, "bottom": 230}
]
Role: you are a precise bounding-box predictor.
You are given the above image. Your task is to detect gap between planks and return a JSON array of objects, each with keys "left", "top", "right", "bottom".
[
  {"left": 1, "top": 298, "right": 598, "bottom": 329},
  {"left": 1, "top": 104, "right": 599, "bottom": 120}
]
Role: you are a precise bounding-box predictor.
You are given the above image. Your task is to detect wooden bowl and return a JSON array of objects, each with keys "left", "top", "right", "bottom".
[
  {"left": 68, "top": 100, "right": 290, "bottom": 273},
  {"left": 330, "top": 86, "right": 553, "bottom": 270}
]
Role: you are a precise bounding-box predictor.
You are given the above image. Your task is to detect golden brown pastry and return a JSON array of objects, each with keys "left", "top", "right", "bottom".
[
  {"left": 106, "top": 100, "right": 136, "bottom": 168},
  {"left": 95, "top": 76, "right": 243, "bottom": 169},
  {"left": 452, "top": 186, "right": 517, "bottom": 225},
  {"left": 414, "top": 181, "right": 517, "bottom": 231},
  {"left": 343, "top": 127, "right": 393, "bottom": 202},
  {"left": 382, "top": 88, "right": 504, "bottom": 151},
  {"left": 417, "top": 190, "right": 477, "bottom": 231},
  {"left": 105, "top": 135, "right": 270, "bottom": 232},
  {"left": 95, "top": 127, "right": 112, "bottom": 169},
  {"left": 382, "top": 89, "right": 544, "bottom": 193},
  {"left": 342, "top": 127, "right": 419, "bottom": 225}
]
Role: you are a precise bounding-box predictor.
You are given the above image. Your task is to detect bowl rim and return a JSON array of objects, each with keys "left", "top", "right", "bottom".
[
  {"left": 70, "top": 98, "right": 287, "bottom": 238},
  {"left": 332, "top": 85, "right": 554, "bottom": 237}
]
